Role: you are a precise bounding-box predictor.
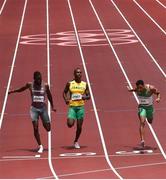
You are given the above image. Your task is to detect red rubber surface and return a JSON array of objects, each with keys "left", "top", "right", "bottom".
[{"left": 0, "top": 0, "right": 166, "bottom": 179}]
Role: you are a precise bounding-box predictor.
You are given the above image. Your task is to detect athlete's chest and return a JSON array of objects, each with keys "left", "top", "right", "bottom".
[
  {"left": 31, "top": 83, "right": 46, "bottom": 103},
  {"left": 69, "top": 81, "right": 86, "bottom": 93},
  {"left": 137, "top": 89, "right": 152, "bottom": 97}
]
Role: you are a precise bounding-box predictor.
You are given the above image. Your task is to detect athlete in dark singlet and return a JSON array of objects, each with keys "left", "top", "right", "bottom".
[{"left": 8, "top": 71, "right": 56, "bottom": 153}]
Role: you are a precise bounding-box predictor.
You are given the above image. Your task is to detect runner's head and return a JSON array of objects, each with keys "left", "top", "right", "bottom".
[
  {"left": 136, "top": 80, "right": 145, "bottom": 92},
  {"left": 74, "top": 67, "right": 82, "bottom": 82},
  {"left": 34, "top": 71, "right": 42, "bottom": 86}
]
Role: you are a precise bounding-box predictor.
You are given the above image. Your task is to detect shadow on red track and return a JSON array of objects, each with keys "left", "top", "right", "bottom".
[
  {"left": 61, "top": 146, "right": 88, "bottom": 150},
  {"left": 133, "top": 146, "right": 157, "bottom": 151}
]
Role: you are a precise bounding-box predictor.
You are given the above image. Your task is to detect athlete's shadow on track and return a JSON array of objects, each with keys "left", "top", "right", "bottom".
[
  {"left": 15, "top": 148, "right": 53, "bottom": 153},
  {"left": 61, "top": 146, "right": 87, "bottom": 150},
  {"left": 123, "top": 145, "right": 157, "bottom": 151},
  {"left": 133, "top": 146, "right": 157, "bottom": 151}
]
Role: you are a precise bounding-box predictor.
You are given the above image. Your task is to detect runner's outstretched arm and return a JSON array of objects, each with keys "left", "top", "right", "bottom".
[{"left": 8, "top": 83, "right": 30, "bottom": 94}]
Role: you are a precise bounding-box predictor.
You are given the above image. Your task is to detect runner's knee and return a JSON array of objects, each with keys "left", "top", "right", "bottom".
[
  {"left": 67, "top": 119, "right": 74, "bottom": 128},
  {"left": 147, "top": 118, "right": 153, "bottom": 124},
  {"left": 32, "top": 121, "right": 39, "bottom": 131},
  {"left": 140, "top": 119, "right": 145, "bottom": 127},
  {"left": 43, "top": 123, "right": 51, "bottom": 131}
]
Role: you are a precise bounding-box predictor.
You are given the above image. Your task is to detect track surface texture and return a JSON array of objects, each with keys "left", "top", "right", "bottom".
[{"left": 0, "top": 0, "right": 166, "bottom": 179}]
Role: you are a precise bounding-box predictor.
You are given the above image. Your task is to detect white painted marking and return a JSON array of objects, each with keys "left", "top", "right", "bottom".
[
  {"left": 116, "top": 150, "right": 153, "bottom": 155},
  {"left": 110, "top": 0, "right": 166, "bottom": 159},
  {"left": 0, "top": 0, "right": 28, "bottom": 129},
  {"left": 38, "top": 160, "right": 166, "bottom": 179},
  {"left": 35, "top": 154, "right": 41, "bottom": 158},
  {"left": 111, "top": 0, "right": 166, "bottom": 78},
  {"left": 156, "top": 0, "right": 166, "bottom": 9},
  {"left": 46, "top": 0, "right": 58, "bottom": 179},
  {"left": 0, "top": 0, "right": 7, "bottom": 15},
  {"left": 68, "top": 0, "right": 122, "bottom": 179},
  {"left": 59, "top": 152, "right": 96, "bottom": 157},
  {"left": 2, "top": 155, "right": 36, "bottom": 159},
  {"left": 20, "top": 29, "right": 138, "bottom": 46},
  {"left": 133, "top": 0, "right": 166, "bottom": 35}
]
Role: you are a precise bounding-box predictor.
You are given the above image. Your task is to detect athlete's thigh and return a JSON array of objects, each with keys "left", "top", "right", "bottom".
[
  {"left": 40, "top": 107, "right": 50, "bottom": 123},
  {"left": 67, "top": 107, "right": 77, "bottom": 120},
  {"left": 76, "top": 106, "right": 85, "bottom": 120},
  {"left": 138, "top": 107, "right": 146, "bottom": 123},
  {"left": 30, "top": 106, "right": 40, "bottom": 122},
  {"left": 146, "top": 106, "right": 154, "bottom": 124},
  {"left": 32, "top": 120, "right": 39, "bottom": 131}
]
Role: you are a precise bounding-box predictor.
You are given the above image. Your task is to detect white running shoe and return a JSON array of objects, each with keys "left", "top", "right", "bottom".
[
  {"left": 38, "top": 145, "right": 44, "bottom": 153},
  {"left": 74, "top": 142, "right": 80, "bottom": 149}
]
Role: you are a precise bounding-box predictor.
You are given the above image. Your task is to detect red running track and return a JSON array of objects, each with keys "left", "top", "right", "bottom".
[{"left": 0, "top": 0, "right": 166, "bottom": 179}]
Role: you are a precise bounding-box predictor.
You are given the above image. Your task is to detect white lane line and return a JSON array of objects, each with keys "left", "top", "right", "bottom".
[
  {"left": 0, "top": 0, "right": 28, "bottom": 129},
  {"left": 111, "top": 0, "right": 166, "bottom": 79},
  {"left": 117, "top": 160, "right": 166, "bottom": 170},
  {"left": 67, "top": 0, "right": 122, "bottom": 179},
  {"left": 1, "top": 152, "right": 162, "bottom": 162},
  {"left": 89, "top": 0, "right": 166, "bottom": 160},
  {"left": 46, "top": 0, "right": 58, "bottom": 179},
  {"left": 156, "top": 0, "right": 166, "bottom": 9},
  {"left": 36, "top": 160, "right": 166, "bottom": 179},
  {"left": 59, "top": 161, "right": 166, "bottom": 177},
  {"left": 0, "top": 0, "right": 7, "bottom": 15},
  {"left": 133, "top": 0, "right": 166, "bottom": 35},
  {"left": 110, "top": 1, "right": 166, "bottom": 159},
  {"left": 2, "top": 155, "right": 40, "bottom": 159}
]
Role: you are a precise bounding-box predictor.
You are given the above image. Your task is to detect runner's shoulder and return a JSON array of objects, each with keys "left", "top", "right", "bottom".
[
  {"left": 68, "top": 79, "right": 75, "bottom": 85},
  {"left": 145, "top": 84, "right": 153, "bottom": 89},
  {"left": 43, "top": 82, "right": 49, "bottom": 90},
  {"left": 27, "top": 82, "right": 32, "bottom": 88},
  {"left": 145, "top": 84, "right": 157, "bottom": 93}
]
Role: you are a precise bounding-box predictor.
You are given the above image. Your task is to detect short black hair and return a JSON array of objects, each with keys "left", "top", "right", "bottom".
[
  {"left": 74, "top": 67, "right": 81, "bottom": 74},
  {"left": 136, "top": 80, "right": 144, "bottom": 86},
  {"left": 33, "top": 71, "right": 41, "bottom": 79}
]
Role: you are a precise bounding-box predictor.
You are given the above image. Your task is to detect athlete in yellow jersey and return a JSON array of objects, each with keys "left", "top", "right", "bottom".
[{"left": 63, "top": 68, "right": 90, "bottom": 148}]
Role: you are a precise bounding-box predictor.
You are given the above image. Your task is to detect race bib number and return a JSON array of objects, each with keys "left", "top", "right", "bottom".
[
  {"left": 71, "top": 93, "right": 82, "bottom": 101},
  {"left": 138, "top": 96, "right": 152, "bottom": 105},
  {"left": 33, "top": 96, "right": 44, "bottom": 102},
  {"left": 139, "top": 99, "right": 149, "bottom": 104}
]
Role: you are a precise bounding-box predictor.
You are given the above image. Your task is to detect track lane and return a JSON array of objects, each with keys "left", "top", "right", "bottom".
[
  {"left": 68, "top": 0, "right": 166, "bottom": 178},
  {"left": 90, "top": 0, "right": 166, "bottom": 178},
  {"left": 0, "top": 0, "right": 55, "bottom": 178},
  {"left": 47, "top": 0, "right": 119, "bottom": 178},
  {"left": 0, "top": 0, "right": 165, "bottom": 179},
  {"left": 109, "top": 0, "right": 166, "bottom": 152},
  {"left": 0, "top": 0, "right": 26, "bottom": 123},
  {"left": 156, "top": 0, "right": 166, "bottom": 7},
  {"left": 0, "top": 0, "right": 7, "bottom": 15},
  {"left": 112, "top": 0, "right": 166, "bottom": 73},
  {"left": 66, "top": 0, "right": 146, "bottom": 178},
  {"left": 134, "top": 0, "right": 166, "bottom": 29}
]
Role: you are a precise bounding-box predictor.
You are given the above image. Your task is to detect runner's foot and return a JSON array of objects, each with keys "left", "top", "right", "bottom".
[
  {"left": 38, "top": 145, "right": 44, "bottom": 153},
  {"left": 140, "top": 140, "right": 145, "bottom": 148},
  {"left": 74, "top": 142, "right": 80, "bottom": 149}
]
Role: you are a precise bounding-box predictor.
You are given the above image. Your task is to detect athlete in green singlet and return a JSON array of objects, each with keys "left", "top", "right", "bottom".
[{"left": 127, "top": 80, "right": 160, "bottom": 147}]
